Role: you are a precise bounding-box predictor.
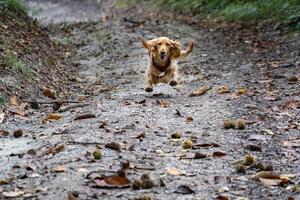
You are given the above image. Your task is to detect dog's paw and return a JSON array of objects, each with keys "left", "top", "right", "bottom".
[
  {"left": 145, "top": 87, "right": 153, "bottom": 92},
  {"left": 170, "top": 80, "right": 178, "bottom": 86}
]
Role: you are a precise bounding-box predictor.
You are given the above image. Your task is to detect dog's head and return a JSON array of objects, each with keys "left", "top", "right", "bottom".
[{"left": 139, "top": 37, "right": 181, "bottom": 63}]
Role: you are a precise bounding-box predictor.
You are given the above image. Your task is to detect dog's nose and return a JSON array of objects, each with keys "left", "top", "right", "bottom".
[{"left": 160, "top": 51, "right": 166, "bottom": 56}]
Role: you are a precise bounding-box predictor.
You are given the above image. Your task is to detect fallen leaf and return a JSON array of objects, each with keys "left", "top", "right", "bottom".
[
  {"left": 10, "top": 95, "right": 20, "bottom": 107},
  {"left": 282, "top": 100, "right": 300, "bottom": 111},
  {"left": 3, "top": 191, "right": 25, "bottom": 198},
  {"left": 186, "top": 116, "right": 193, "bottom": 123},
  {"left": 157, "top": 100, "right": 170, "bottom": 108},
  {"left": 68, "top": 191, "right": 78, "bottom": 200},
  {"left": 55, "top": 144, "right": 65, "bottom": 153},
  {"left": 52, "top": 165, "right": 65, "bottom": 173},
  {"left": 174, "top": 185, "right": 195, "bottom": 194},
  {"left": 105, "top": 142, "right": 122, "bottom": 151},
  {"left": 45, "top": 113, "right": 62, "bottom": 121},
  {"left": 7, "top": 107, "right": 27, "bottom": 117},
  {"left": 217, "top": 195, "right": 230, "bottom": 200},
  {"left": 253, "top": 171, "right": 280, "bottom": 180},
  {"left": 237, "top": 88, "right": 247, "bottom": 95},
  {"left": 0, "top": 112, "right": 5, "bottom": 123},
  {"left": 259, "top": 178, "right": 287, "bottom": 186},
  {"left": 93, "top": 175, "right": 130, "bottom": 188},
  {"left": 74, "top": 114, "right": 96, "bottom": 120},
  {"left": 26, "top": 163, "right": 36, "bottom": 171},
  {"left": 166, "top": 167, "right": 183, "bottom": 176},
  {"left": 212, "top": 151, "right": 226, "bottom": 158},
  {"left": 0, "top": 129, "right": 9, "bottom": 137},
  {"left": 193, "top": 143, "right": 220, "bottom": 148},
  {"left": 217, "top": 85, "right": 230, "bottom": 94},
  {"left": 247, "top": 134, "right": 271, "bottom": 141},
  {"left": 189, "top": 86, "right": 210, "bottom": 97},
  {"left": 43, "top": 88, "right": 56, "bottom": 99}
]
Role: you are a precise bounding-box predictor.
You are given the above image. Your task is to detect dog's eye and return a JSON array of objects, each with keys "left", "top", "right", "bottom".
[
  {"left": 167, "top": 43, "right": 171, "bottom": 46},
  {"left": 157, "top": 42, "right": 162, "bottom": 46}
]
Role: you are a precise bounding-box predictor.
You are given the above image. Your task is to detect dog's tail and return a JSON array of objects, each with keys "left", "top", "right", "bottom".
[{"left": 179, "top": 42, "right": 194, "bottom": 59}]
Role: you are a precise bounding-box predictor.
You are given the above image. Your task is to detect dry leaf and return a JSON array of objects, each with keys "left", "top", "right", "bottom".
[
  {"left": 186, "top": 116, "right": 193, "bottom": 123},
  {"left": 253, "top": 171, "right": 280, "bottom": 180},
  {"left": 105, "top": 142, "right": 122, "bottom": 151},
  {"left": 0, "top": 129, "right": 9, "bottom": 137},
  {"left": 259, "top": 178, "right": 286, "bottom": 186},
  {"left": 189, "top": 86, "right": 210, "bottom": 97},
  {"left": 52, "top": 165, "right": 65, "bottom": 173},
  {"left": 0, "top": 112, "right": 5, "bottom": 123},
  {"left": 237, "top": 88, "right": 247, "bottom": 95},
  {"left": 10, "top": 95, "right": 20, "bottom": 106},
  {"left": 217, "top": 85, "right": 230, "bottom": 94},
  {"left": 43, "top": 88, "right": 56, "bottom": 99},
  {"left": 74, "top": 114, "right": 96, "bottom": 120},
  {"left": 166, "top": 167, "right": 183, "bottom": 176},
  {"left": 212, "top": 151, "right": 226, "bottom": 158},
  {"left": 45, "top": 113, "right": 62, "bottom": 121},
  {"left": 93, "top": 175, "right": 130, "bottom": 188},
  {"left": 3, "top": 191, "right": 25, "bottom": 198},
  {"left": 157, "top": 100, "right": 170, "bottom": 108}
]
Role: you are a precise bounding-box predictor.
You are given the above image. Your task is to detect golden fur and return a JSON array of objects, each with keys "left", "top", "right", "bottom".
[{"left": 140, "top": 36, "right": 194, "bottom": 92}]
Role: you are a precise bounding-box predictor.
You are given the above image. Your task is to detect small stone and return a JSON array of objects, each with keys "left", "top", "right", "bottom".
[
  {"left": 236, "top": 164, "right": 246, "bottom": 174},
  {"left": 194, "top": 152, "right": 207, "bottom": 159},
  {"left": 13, "top": 129, "right": 23, "bottom": 138},
  {"left": 132, "top": 179, "right": 142, "bottom": 190},
  {"left": 171, "top": 131, "right": 181, "bottom": 139}
]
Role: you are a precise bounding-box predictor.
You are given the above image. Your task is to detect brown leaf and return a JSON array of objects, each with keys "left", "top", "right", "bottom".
[
  {"left": 105, "top": 142, "right": 122, "bottom": 151},
  {"left": 3, "top": 191, "right": 25, "bottom": 198},
  {"left": 74, "top": 114, "right": 96, "bottom": 120},
  {"left": 157, "top": 100, "right": 170, "bottom": 108},
  {"left": 259, "top": 178, "right": 286, "bottom": 186},
  {"left": 253, "top": 171, "right": 280, "bottom": 180},
  {"left": 217, "top": 85, "right": 230, "bottom": 94},
  {"left": 93, "top": 175, "right": 130, "bottom": 188},
  {"left": 55, "top": 144, "right": 65, "bottom": 153},
  {"left": 0, "top": 112, "right": 5, "bottom": 123},
  {"left": 282, "top": 100, "right": 300, "bottom": 111},
  {"left": 0, "top": 129, "right": 9, "bottom": 137},
  {"left": 43, "top": 88, "right": 56, "bottom": 99},
  {"left": 10, "top": 95, "right": 20, "bottom": 107},
  {"left": 166, "top": 167, "right": 183, "bottom": 176},
  {"left": 186, "top": 116, "right": 193, "bottom": 123},
  {"left": 212, "top": 151, "right": 226, "bottom": 158},
  {"left": 193, "top": 143, "right": 220, "bottom": 148},
  {"left": 237, "top": 88, "right": 247, "bottom": 95},
  {"left": 189, "top": 86, "right": 210, "bottom": 97},
  {"left": 45, "top": 113, "right": 62, "bottom": 121},
  {"left": 7, "top": 107, "right": 27, "bottom": 117},
  {"left": 52, "top": 165, "right": 65, "bottom": 173}
]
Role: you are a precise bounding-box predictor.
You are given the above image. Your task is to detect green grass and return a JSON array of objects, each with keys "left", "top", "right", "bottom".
[
  {"left": 0, "top": 96, "right": 4, "bottom": 107},
  {"left": 3, "top": 50, "right": 30, "bottom": 75},
  {"left": 143, "top": 0, "right": 300, "bottom": 28},
  {"left": 0, "top": 0, "right": 28, "bottom": 16}
]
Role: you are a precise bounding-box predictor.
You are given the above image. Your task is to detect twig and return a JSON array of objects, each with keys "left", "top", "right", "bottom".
[
  {"left": 22, "top": 100, "right": 82, "bottom": 104},
  {"left": 132, "top": 166, "right": 156, "bottom": 171},
  {"left": 58, "top": 103, "right": 89, "bottom": 112},
  {"left": 66, "top": 141, "right": 104, "bottom": 146}
]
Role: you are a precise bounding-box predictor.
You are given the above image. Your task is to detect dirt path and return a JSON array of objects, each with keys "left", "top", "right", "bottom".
[{"left": 1, "top": 0, "right": 299, "bottom": 199}]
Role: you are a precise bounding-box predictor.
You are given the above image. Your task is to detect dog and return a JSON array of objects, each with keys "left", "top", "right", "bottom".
[{"left": 140, "top": 36, "right": 194, "bottom": 92}]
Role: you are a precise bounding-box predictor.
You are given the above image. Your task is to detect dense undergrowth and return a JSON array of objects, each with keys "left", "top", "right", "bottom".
[
  {"left": 121, "top": 0, "right": 300, "bottom": 29},
  {"left": 0, "top": 0, "right": 28, "bottom": 16}
]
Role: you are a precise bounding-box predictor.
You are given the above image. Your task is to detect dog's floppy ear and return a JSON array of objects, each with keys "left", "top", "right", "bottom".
[
  {"left": 139, "top": 37, "right": 152, "bottom": 49},
  {"left": 171, "top": 40, "right": 181, "bottom": 58}
]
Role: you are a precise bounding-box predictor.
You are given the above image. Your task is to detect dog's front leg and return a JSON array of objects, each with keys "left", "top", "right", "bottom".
[{"left": 145, "top": 73, "right": 159, "bottom": 92}]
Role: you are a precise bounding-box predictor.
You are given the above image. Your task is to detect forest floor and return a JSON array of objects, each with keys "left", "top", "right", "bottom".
[{"left": 0, "top": 0, "right": 299, "bottom": 199}]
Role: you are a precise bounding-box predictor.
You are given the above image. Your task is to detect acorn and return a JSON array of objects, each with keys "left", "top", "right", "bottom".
[
  {"left": 93, "top": 149, "right": 102, "bottom": 160},
  {"left": 132, "top": 179, "right": 143, "bottom": 190},
  {"left": 243, "top": 154, "right": 255, "bottom": 166},
  {"left": 236, "top": 164, "right": 246, "bottom": 174},
  {"left": 236, "top": 118, "right": 246, "bottom": 130},
  {"left": 224, "top": 119, "right": 235, "bottom": 129},
  {"left": 13, "top": 129, "right": 23, "bottom": 138},
  {"left": 182, "top": 140, "right": 193, "bottom": 149},
  {"left": 171, "top": 131, "right": 181, "bottom": 139}
]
